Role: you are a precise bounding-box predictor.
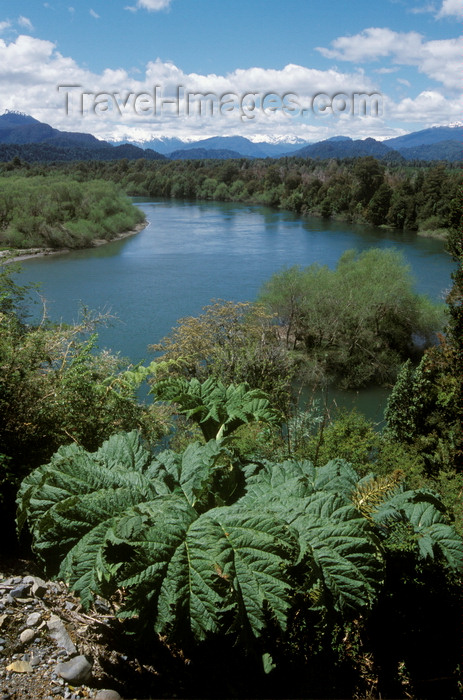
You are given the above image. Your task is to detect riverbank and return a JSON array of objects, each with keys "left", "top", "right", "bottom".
[{"left": 0, "top": 220, "right": 147, "bottom": 264}]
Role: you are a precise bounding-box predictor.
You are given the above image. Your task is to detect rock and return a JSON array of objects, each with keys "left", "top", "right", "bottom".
[
  {"left": 10, "top": 584, "right": 31, "bottom": 599},
  {"left": 26, "top": 611, "right": 42, "bottom": 627},
  {"left": 19, "top": 628, "right": 35, "bottom": 645},
  {"left": 30, "top": 654, "right": 42, "bottom": 667},
  {"left": 94, "top": 690, "right": 122, "bottom": 700},
  {"left": 23, "top": 576, "right": 48, "bottom": 599},
  {"left": 55, "top": 654, "right": 93, "bottom": 684},
  {"left": 47, "top": 615, "right": 77, "bottom": 655}
]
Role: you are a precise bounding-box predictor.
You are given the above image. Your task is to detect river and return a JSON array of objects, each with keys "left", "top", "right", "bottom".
[{"left": 16, "top": 199, "right": 454, "bottom": 422}]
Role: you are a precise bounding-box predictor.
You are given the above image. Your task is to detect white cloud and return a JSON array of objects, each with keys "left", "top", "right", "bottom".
[
  {"left": 0, "top": 21, "right": 12, "bottom": 33},
  {"left": 386, "top": 90, "right": 463, "bottom": 124},
  {"left": 18, "top": 16, "right": 34, "bottom": 31},
  {"left": 317, "top": 28, "right": 424, "bottom": 62},
  {"left": 89, "top": 9, "right": 100, "bottom": 19},
  {"left": 397, "top": 78, "right": 411, "bottom": 87},
  {"left": 317, "top": 28, "right": 462, "bottom": 91},
  {"left": 134, "top": 0, "right": 173, "bottom": 11},
  {"left": 0, "top": 32, "right": 458, "bottom": 143},
  {"left": 436, "top": 0, "right": 462, "bottom": 17}
]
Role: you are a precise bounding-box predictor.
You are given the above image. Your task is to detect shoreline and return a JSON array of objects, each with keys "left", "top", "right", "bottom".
[{"left": 0, "top": 220, "right": 147, "bottom": 264}]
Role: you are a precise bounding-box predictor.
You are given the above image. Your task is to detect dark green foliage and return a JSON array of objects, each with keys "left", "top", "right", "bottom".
[
  {"left": 0, "top": 142, "right": 165, "bottom": 163},
  {"left": 150, "top": 376, "right": 281, "bottom": 441},
  {"left": 17, "top": 431, "right": 462, "bottom": 696},
  {"left": 2, "top": 156, "right": 460, "bottom": 239}
]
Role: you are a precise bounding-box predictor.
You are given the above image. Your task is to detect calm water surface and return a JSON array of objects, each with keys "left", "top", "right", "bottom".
[{"left": 17, "top": 200, "right": 454, "bottom": 421}]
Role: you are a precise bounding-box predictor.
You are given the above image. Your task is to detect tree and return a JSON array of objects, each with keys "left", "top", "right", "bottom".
[
  {"left": 366, "top": 182, "right": 392, "bottom": 225},
  {"left": 150, "top": 300, "right": 294, "bottom": 413},
  {"left": 259, "top": 249, "right": 444, "bottom": 388},
  {"left": 353, "top": 157, "right": 385, "bottom": 205}
]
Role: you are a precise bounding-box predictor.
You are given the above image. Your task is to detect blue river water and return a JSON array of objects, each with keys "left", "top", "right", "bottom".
[{"left": 16, "top": 199, "right": 454, "bottom": 422}]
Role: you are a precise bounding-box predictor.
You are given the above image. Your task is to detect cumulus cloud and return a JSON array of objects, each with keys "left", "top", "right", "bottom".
[
  {"left": 436, "top": 0, "right": 462, "bottom": 17},
  {"left": 317, "top": 28, "right": 423, "bottom": 62},
  {"left": 131, "top": 0, "right": 173, "bottom": 11},
  {"left": 18, "top": 16, "right": 34, "bottom": 31},
  {"left": 0, "top": 32, "right": 457, "bottom": 143},
  {"left": 317, "top": 28, "right": 462, "bottom": 91},
  {"left": 386, "top": 90, "right": 463, "bottom": 123}
]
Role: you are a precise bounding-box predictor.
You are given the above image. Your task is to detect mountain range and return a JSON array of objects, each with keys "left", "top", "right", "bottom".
[
  {"left": 0, "top": 111, "right": 461, "bottom": 162},
  {"left": 0, "top": 111, "right": 166, "bottom": 162}
]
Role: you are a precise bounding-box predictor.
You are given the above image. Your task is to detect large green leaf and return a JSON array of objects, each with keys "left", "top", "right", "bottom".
[
  {"left": 151, "top": 376, "right": 280, "bottom": 441},
  {"left": 33, "top": 488, "right": 151, "bottom": 572},
  {"left": 146, "top": 440, "right": 225, "bottom": 506},
  {"left": 314, "top": 458, "right": 363, "bottom": 493},
  {"left": 17, "top": 431, "right": 155, "bottom": 536},
  {"left": 59, "top": 519, "right": 118, "bottom": 608},
  {"left": 242, "top": 460, "right": 383, "bottom": 612},
  {"left": 373, "top": 489, "right": 463, "bottom": 567},
  {"left": 292, "top": 491, "right": 383, "bottom": 611},
  {"left": 154, "top": 506, "right": 298, "bottom": 641},
  {"left": 17, "top": 429, "right": 462, "bottom": 653}
]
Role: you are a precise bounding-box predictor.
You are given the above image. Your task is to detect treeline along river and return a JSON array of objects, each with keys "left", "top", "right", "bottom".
[{"left": 17, "top": 199, "right": 455, "bottom": 421}]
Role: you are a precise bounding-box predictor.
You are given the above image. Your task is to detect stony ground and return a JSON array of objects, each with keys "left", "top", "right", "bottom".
[{"left": 0, "top": 559, "right": 169, "bottom": 700}]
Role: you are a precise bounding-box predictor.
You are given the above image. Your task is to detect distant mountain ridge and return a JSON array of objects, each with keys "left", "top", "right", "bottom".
[
  {"left": 115, "top": 134, "right": 307, "bottom": 158},
  {"left": 384, "top": 124, "right": 463, "bottom": 149},
  {"left": 160, "top": 128, "right": 462, "bottom": 161},
  {"left": 0, "top": 111, "right": 166, "bottom": 161},
  {"left": 0, "top": 111, "right": 108, "bottom": 148},
  {"left": 0, "top": 111, "right": 460, "bottom": 162}
]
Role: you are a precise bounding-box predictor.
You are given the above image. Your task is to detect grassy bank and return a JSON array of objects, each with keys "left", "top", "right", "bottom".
[{"left": 0, "top": 175, "right": 145, "bottom": 250}]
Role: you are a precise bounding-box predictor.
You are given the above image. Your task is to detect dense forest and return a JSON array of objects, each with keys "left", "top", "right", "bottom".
[
  {"left": 0, "top": 154, "right": 462, "bottom": 698},
  {"left": 0, "top": 155, "right": 461, "bottom": 244}
]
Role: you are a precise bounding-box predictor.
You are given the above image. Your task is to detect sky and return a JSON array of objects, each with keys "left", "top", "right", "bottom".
[{"left": 0, "top": 0, "right": 461, "bottom": 144}]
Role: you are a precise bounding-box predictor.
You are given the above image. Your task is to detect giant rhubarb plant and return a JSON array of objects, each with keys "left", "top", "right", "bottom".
[{"left": 17, "top": 431, "right": 463, "bottom": 649}]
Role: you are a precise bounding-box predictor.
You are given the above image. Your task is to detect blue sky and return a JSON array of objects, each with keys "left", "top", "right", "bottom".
[{"left": 0, "top": 0, "right": 461, "bottom": 143}]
